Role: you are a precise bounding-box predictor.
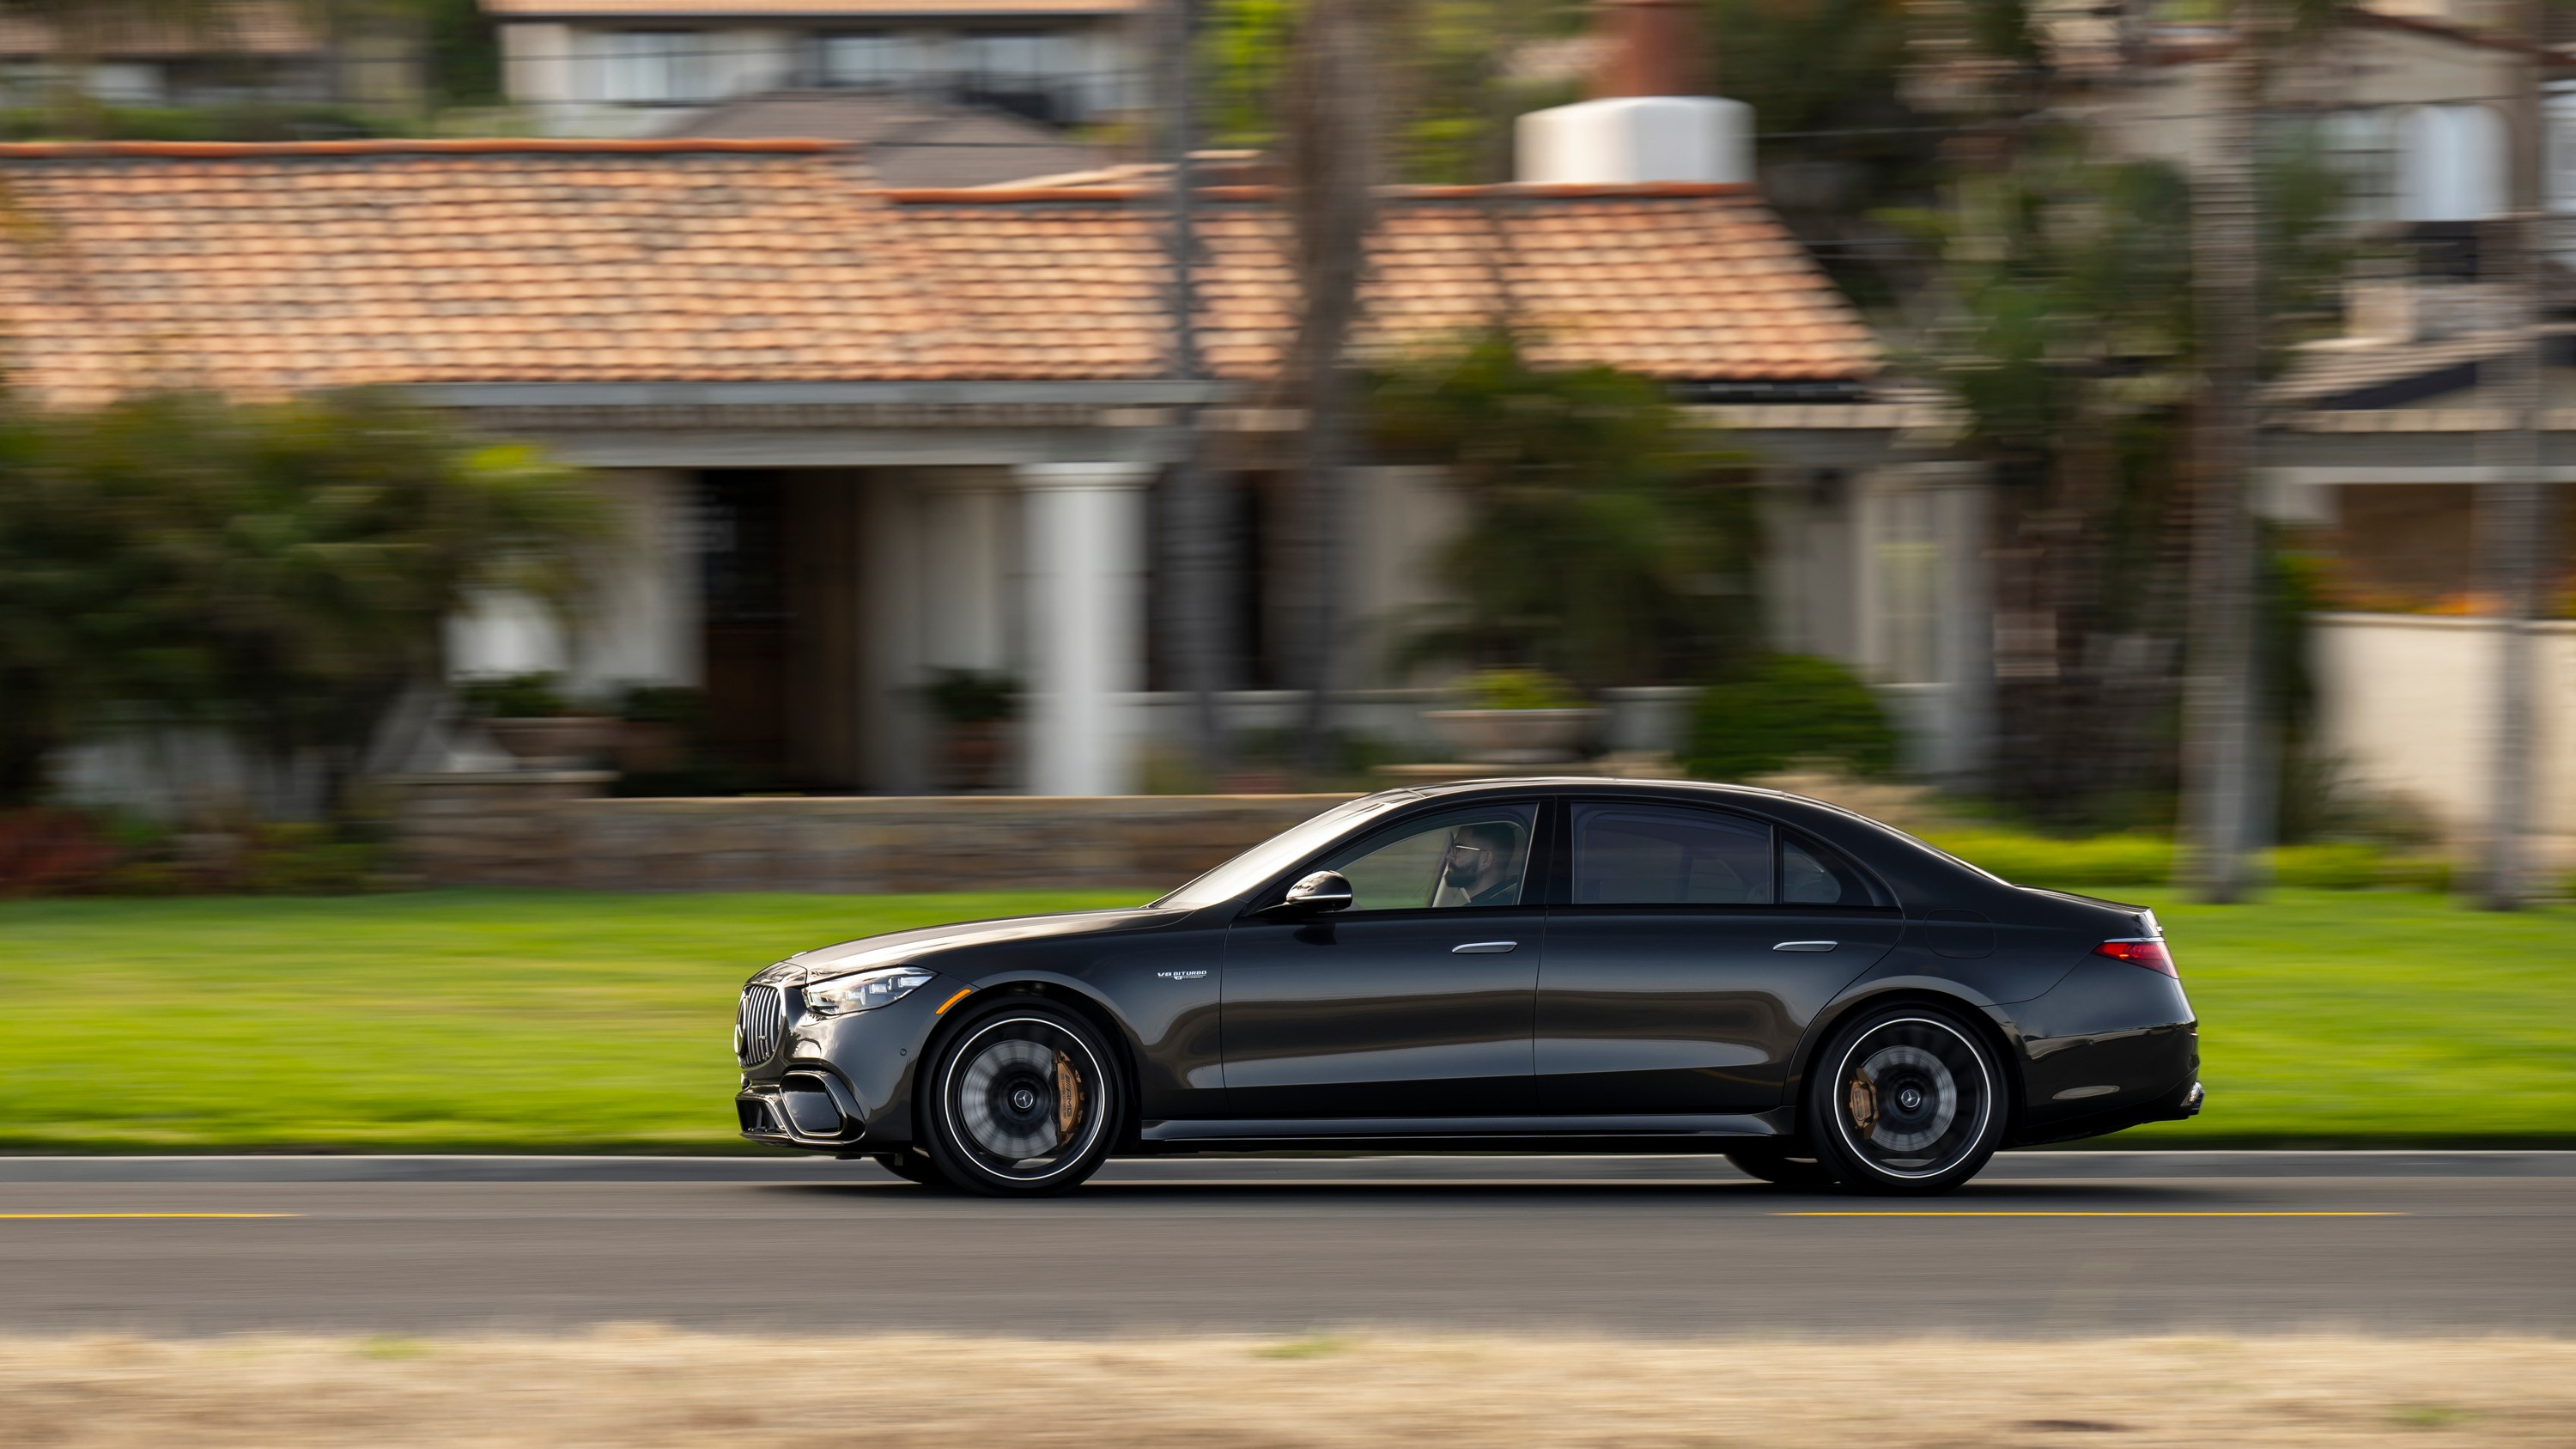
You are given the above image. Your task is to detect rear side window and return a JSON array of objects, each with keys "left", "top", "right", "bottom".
[
  {"left": 1573, "top": 804, "right": 1772, "bottom": 905},
  {"left": 1783, "top": 835, "right": 1893, "bottom": 907}
]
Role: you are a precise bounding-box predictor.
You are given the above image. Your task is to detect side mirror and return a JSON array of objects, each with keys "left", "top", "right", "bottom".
[{"left": 1278, "top": 870, "right": 1354, "bottom": 916}]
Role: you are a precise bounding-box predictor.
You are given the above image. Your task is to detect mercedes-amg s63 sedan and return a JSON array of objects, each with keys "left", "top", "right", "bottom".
[{"left": 734, "top": 779, "right": 2202, "bottom": 1195}]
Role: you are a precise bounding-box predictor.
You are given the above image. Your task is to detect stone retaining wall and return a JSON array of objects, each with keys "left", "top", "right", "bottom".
[{"left": 395, "top": 776, "right": 1356, "bottom": 892}]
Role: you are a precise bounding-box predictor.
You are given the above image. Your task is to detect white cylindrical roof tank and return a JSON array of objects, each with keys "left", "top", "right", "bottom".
[{"left": 1516, "top": 94, "right": 1754, "bottom": 186}]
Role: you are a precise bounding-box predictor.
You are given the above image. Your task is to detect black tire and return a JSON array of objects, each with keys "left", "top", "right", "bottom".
[
  {"left": 1722, "top": 1144, "right": 1838, "bottom": 1190},
  {"left": 920, "top": 999, "right": 1121, "bottom": 1196},
  {"left": 872, "top": 1151, "right": 955, "bottom": 1189},
  {"left": 1806, "top": 1004, "right": 2007, "bottom": 1196}
]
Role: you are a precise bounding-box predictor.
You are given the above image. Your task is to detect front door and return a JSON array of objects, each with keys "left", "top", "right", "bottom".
[
  {"left": 1537, "top": 801, "right": 1902, "bottom": 1115},
  {"left": 1222, "top": 801, "right": 1546, "bottom": 1119}
]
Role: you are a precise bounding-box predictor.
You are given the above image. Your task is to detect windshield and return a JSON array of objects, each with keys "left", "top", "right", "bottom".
[{"left": 1151, "top": 793, "right": 1417, "bottom": 910}]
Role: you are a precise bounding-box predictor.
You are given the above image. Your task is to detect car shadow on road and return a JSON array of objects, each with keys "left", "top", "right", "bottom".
[{"left": 760, "top": 1178, "right": 2230, "bottom": 1205}]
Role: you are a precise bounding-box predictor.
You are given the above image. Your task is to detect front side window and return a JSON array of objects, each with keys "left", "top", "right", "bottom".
[
  {"left": 1573, "top": 803, "right": 1771, "bottom": 905},
  {"left": 1322, "top": 804, "right": 1539, "bottom": 911}
]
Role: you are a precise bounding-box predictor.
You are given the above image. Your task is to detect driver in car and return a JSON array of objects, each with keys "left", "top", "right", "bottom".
[{"left": 1431, "top": 821, "right": 1525, "bottom": 908}]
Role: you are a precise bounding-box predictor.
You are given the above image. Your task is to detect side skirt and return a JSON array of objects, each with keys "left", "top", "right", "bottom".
[{"left": 1137, "top": 1111, "right": 1793, "bottom": 1149}]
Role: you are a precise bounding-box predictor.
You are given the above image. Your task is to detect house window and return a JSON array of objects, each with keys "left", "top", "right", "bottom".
[
  {"left": 821, "top": 32, "right": 904, "bottom": 89},
  {"left": 1874, "top": 489, "right": 1941, "bottom": 686},
  {"left": 595, "top": 30, "right": 709, "bottom": 105},
  {"left": 2316, "top": 108, "right": 2397, "bottom": 226},
  {"left": 957, "top": 31, "right": 1072, "bottom": 119}
]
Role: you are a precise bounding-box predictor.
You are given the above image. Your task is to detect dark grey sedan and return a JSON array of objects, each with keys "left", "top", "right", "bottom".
[{"left": 736, "top": 779, "right": 2202, "bottom": 1195}]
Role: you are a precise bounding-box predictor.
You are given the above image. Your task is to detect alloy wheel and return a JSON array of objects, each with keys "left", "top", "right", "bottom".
[
  {"left": 1817, "top": 1012, "right": 2002, "bottom": 1191},
  {"left": 933, "top": 1009, "right": 1115, "bottom": 1193}
]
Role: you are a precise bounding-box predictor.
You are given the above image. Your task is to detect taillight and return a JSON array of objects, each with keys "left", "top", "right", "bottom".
[{"left": 2094, "top": 938, "right": 2176, "bottom": 977}]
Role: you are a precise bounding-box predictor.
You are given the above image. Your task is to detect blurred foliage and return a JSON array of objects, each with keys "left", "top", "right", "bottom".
[
  {"left": 1925, "top": 827, "right": 2174, "bottom": 886},
  {"left": 0, "top": 805, "right": 388, "bottom": 897},
  {"left": 455, "top": 673, "right": 574, "bottom": 720},
  {"left": 1206, "top": 0, "right": 1584, "bottom": 184},
  {"left": 1704, "top": 0, "right": 1947, "bottom": 305},
  {"left": 1925, "top": 827, "right": 2454, "bottom": 893},
  {"left": 0, "top": 391, "right": 606, "bottom": 814},
  {"left": 614, "top": 683, "right": 702, "bottom": 728},
  {"left": 0, "top": 102, "right": 390, "bottom": 141},
  {"left": 1460, "top": 667, "right": 1583, "bottom": 710},
  {"left": 923, "top": 667, "right": 1020, "bottom": 725},
  {"left": 406, "top": 0, "right": 503, "bottom": 107},
  {"left": 1372, "top": 329, "right": 1761, "bottom": 690},
  {"left": 1883, "top": 128, "right": 2346, "bottom": 831},
  {"left": 1688, "top": 654, "right": 1900, "bottom": 782}
]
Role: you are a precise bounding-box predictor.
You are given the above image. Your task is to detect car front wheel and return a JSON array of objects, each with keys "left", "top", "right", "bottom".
[
  {"left": 1806, "top": 1005, "right": 2006, "bottom": 1195},
  {"left": 921, "top": 999, "right": 1120, "bottom": 1196}
]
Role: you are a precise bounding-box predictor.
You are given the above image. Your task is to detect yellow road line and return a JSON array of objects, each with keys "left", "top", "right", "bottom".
[
  {"left": 1772, "top": 1201, "right": 2391, "bottom": 1211},
  {"left": 0, "top": 1213, "right": 302, "bottom": 1220}
]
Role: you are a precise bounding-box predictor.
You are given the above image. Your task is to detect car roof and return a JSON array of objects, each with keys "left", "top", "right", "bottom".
[{"left": 1400, "top": 776, "right": 1830, "bottom": 813}]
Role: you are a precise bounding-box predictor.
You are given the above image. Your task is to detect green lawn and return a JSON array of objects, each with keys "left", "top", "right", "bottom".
[{"left": 0, "top": 888, "right": 2569, "bottom": 1151}]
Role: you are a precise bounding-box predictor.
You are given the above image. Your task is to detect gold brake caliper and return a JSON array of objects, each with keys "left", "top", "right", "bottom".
[
  {"left": 1847, "top": 1075, "right": 1879, "bottom": 1135},
  {"left": 1054, "top": 1052, "right": 1083, "bottom": 1140}
]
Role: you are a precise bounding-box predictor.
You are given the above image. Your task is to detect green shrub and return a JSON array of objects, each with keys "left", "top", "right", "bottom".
[
  {"left": 1688, "top": 654, "right": 1899, "bottom": 782},
  {"left": 457, "top": 673, "right": 571, "bottom": 720},
  {"left": 2268, "top": 842, "right": 2383, "bottom": 891},
  {"left": 1924, "top": 830, "right": 2173, "bottom": 888},
  {"left": 923, "top": 668, "right": 1018, "bottom": 724},
  {"left": 2381, "top": 855, "right": 2452, "bottom": 893},
  {"left": 1461, "top": 668, "right": 1583, "bottom": 710}
]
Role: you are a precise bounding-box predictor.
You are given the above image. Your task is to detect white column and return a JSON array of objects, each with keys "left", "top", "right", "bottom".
[{"left": 1019, "top": 462, "right": 1151, "bottom": 795}]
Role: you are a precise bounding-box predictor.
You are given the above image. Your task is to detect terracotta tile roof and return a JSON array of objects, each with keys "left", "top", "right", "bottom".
[
  {"left": 483, "top": 0, "right": 1139, "bottom": 15},
  {"left": 0, "top": 141, "right": 1877, "bottom": 406}
]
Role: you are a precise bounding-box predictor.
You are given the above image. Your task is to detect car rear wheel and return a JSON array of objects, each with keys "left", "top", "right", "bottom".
[
  {"left": 1722, "top": 1144, "right": 1837, "bottom": 1189},
  {"left": 1807, "top": 1005, "right": 2006, "bottom": 1195},
  {"left": 921, "top": 1000, "right": 1120, "bottom": 1196}
]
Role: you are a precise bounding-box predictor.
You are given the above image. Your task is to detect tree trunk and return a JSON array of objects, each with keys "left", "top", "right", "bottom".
[
  {"left": 2179, "top": 40, "right": 2263, "bottom": 904},
  {"left": 1159, "top": 0, "right": 1229, "bottom": 782},
  {"left": 2477, "top": 0, "right": 2550, "bottom": 910},
  {"left": 1281, "top": 0, "right": 1381, "bottom": 772}
]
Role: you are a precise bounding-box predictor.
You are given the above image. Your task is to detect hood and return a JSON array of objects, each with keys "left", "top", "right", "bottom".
[{"left": 746, "top": 906, "right": 1186, "bottom": 986}]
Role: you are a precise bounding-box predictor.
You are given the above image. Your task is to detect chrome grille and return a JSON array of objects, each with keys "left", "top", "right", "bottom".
[{"left": 735, "top": 984, "right": 784, "bottom": 1066}]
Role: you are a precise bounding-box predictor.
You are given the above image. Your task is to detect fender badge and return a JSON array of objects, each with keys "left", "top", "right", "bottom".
[{"left": 1156, "top": 969, "right": 1209, "bottom": 981}]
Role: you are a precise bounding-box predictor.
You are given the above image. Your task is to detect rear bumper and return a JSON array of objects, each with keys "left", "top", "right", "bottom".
[{"left": 2012, "top": 1072, "right": 2204, "bottom": 1147}]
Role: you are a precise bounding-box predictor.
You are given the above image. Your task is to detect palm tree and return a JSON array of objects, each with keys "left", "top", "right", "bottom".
[{"left": 1279, "top": 0, "right": 1389, "bottom": 769}]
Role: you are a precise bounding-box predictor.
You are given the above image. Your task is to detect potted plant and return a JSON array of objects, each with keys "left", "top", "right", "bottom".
[
  {"left": 613, "top": 684, "right": 702, "bottom": 775},
  {"left": 1423, "top": 668, "right": 1601, "bottom": 764},
  {"left": 458, "top": 673, "right": 617, "bottom": 770},
  {"left": 925, "top": 668, "right": 1018, "bottom": 791}
]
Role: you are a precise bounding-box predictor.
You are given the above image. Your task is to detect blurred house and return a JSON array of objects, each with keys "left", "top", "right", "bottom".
[
  {"left": 2261, "top": 327, "right": 2576, "bottom": 865},
  {"left": 654, "top": 88, "right": 1107, "bottom": 187},
  {"left": 3, "top": 4, "right": 1995, "bottom": 798},
  {"left": 1984, "top": 0, "right": 2576, "bottom": 861},
  {"left": 0, "top": 2, "right": 422, "bottom": 111},
  {"left": 487, "top": 0, "right": 1148, "bottom": 137}
]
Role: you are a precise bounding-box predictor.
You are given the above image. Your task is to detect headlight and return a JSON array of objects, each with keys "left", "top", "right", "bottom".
[{"left": 801, "top": 965, "right": 936, "bottom": 1017}]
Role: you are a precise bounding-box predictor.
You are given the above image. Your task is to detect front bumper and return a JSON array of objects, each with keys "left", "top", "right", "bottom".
[{"left": 735, "top": 974, "right": 948, "bottom": 1153}]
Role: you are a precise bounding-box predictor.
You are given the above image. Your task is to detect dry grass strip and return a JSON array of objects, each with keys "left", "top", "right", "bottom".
[{"left": 2, "top": 1330, "right": 2571, "bottom": 1447}]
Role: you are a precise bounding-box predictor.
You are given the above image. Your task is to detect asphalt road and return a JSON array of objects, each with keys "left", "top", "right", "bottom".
[{"left": 0, "top": 1153, "right": 2567, "bottom": 1337}]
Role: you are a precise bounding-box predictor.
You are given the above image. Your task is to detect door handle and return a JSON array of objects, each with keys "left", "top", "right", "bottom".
[
  {"left": 1772, "top": 941, "right": 1838, "bottom": 953},
  {"left": 1451, "top": 941, "right": 1518, "bottom": 954}
]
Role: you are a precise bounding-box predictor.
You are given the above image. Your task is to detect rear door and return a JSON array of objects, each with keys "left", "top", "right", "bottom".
[
  {"left": 1221, "top": 799, "right": 1547, "bottom": 1118},
  {"left": 1536, "top": 799, "right": 1902, "bottom": 1116}
]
